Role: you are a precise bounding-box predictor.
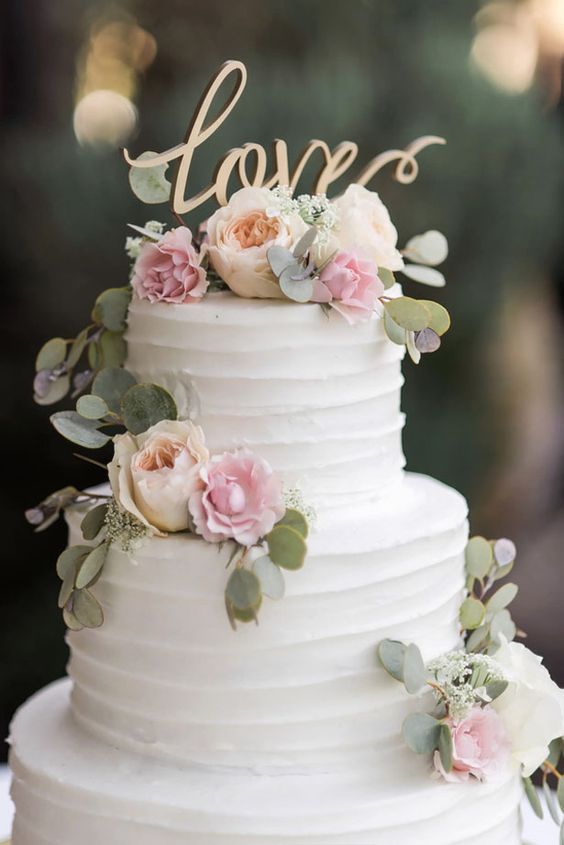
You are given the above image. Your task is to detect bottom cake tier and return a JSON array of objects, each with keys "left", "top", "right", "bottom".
[{"left": 10, "top": 680, "right": 522, "bottom": 845}]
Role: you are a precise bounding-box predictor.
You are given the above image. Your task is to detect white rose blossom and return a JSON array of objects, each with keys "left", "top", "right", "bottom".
[
  {"left": 491, "top": 638, "right": 564, "bottom": 775},
  {"left": 108, "top": 419, "right": 209, "bottom": 535}
]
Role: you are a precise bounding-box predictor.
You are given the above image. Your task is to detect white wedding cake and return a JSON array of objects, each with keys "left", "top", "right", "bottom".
[{"left": 10, "top": 61, "right": 564, "bottom": 845}]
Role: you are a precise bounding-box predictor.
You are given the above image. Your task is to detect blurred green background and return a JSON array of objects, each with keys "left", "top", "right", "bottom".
[{"left": 1, "top": 0, "right": 564, "bottom": 760}]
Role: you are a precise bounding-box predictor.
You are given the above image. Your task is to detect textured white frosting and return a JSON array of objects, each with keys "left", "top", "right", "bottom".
[{"left": 9, "top": 293, "right": 523, "bottom": 843}]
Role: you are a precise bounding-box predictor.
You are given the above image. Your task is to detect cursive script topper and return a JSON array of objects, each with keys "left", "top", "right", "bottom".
[{"left": 123, "top": 59, "right": 445, "bottom": 220}]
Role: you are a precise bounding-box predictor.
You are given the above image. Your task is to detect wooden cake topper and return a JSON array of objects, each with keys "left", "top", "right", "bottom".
[{"left": 123, "top": 59, "right": 445, "bottom": 219}]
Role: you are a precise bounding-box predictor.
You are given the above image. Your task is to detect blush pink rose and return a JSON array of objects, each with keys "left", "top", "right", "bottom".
[
  {"left": 310, "top": 251, "right": 385, "bottom": 324},
  {"left": 188, "top": 448, "right": 285, "bottom": 547},
  {"left": 132, "top": 226, "right": 208, "bottom": 304},
  {"left": 434, "top": 706, "right": 511, "bottom": 783}
]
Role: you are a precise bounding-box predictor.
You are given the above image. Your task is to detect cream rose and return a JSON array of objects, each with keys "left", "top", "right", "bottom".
[
  {"left": 331, "top": 184, "right": 404, "bottom": 271},
  {"left": 206, "top": 186, "right": 307, "bottom": 299},
  {"left": 492, "top": 639, "right": 564, "bottom": 775},
  {"left": 108, "top": 420, "right": 209, "bottom": 534}
]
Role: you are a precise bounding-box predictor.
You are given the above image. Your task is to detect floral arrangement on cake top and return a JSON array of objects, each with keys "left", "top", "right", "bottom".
[
  {"left": 378, "top": 536, "right": 564, "bottom": 835},
  {"left": 125, "top": 183, "right": 451, "bottom": 364}
]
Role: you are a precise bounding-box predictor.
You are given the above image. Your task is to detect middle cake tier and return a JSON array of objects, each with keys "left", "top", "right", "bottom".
[{"left": 66, "top": 471, "right": 468, "bottom": 770}]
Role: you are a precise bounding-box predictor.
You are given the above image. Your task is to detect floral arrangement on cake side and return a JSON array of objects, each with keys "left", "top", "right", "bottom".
[{"left": 378, "top": 536, "right": 564, "bottom": 834}]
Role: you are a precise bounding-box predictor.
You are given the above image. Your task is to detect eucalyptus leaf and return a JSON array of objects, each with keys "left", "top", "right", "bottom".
[
  {"left": 466, "top": 625, "right": 489, "bottom": 653},
  {"left": 485, "top": 680, "right": 508, "bottom": 701},
  {"left": 267, "top": 525, "right": 307, "bottom": 570},
  {"left": 378, "top": 267, "right": 396, "bottom": 289},
  {"left": 231, "top": 602, "right": 261, "bottom": 623},
  {"left": 128, "top": 151, "right": 171, "bottom": 204},
  {"left": 561, "top": 819, "right": 564, "bottom": 845},
  {"left": 81, "top": 503, "right": 109, "bottom": 541},
  {"left": 383, "top": 310, "right": 407, "bottom": 346},
  {"left": 523, "top": 776, "right": 544, "bottom": 819},
  {"left": 279, "top": 267, "right": 314, "bottom": 303},
  {"left": 100, "top": 330, "right": 127, "bottom": 368},
  {"left": 384, "top": 297, "right": 431, "bottom": 331},
  {"left": 493, "top": 560, "right": 515, "bottom": 581},
  {"left": 543, "top": 779, "right": 561, "bottom": 824},
  {"left": 439, "top": 723, "right": 454, "bottom": 772},
  {"left": 403, "top": 642, "right": 428, "bottom": 694},
  {"left": 92, "top": 287, "right": 132, "bottom": 333},
  {"left": 459, "top": 596, "right": 486, "bottom": 630},
  {"left": 403, "top": 231, "right": 448, "bottom": 266},
  {"left": 58, "top": 569, "right": 78, "bottom": 609},
  {"left": 73, "top": 589, "right": 104, "bottom": 628},
  {"left": 405, "top": 330, "right": 421, "bottom": 364},
  {"left": 127, "top": 223, "right": 164, "bottom": 240},
  {"left": 36, "top": 337, "right": 67, "bottom": 372},
  {"left": 418, "top": 300, "right": 451, "bottom": 336},
  {"left": 75, "top": 542, "right": 108, "bottom": 589},
  {"left": 34, "top": 373, "right": 71, "bottom": 406},
  {"left": 92, "top": 367, "right": 137, "bottom": 415},
  {"left": 292, "top": 227, "right": 317, "bottom": 258},
  {"left": 67, "top": 328, "right": 89, "bottom": 368},
  {"left": 88, "top": 340, "right": 102, "bottom": 370},
  {"left": 558, "top": 775, "right": 564, "bottom": 813},
  {"left": 267, "top": 245, "right": 295, "bottom": 277},
  {"left": 76, "top": 394, "right": 109, "bottom": 420},
  {"left": 121, "top": 382, "right": 178, "bottom": 435},
  {"left": 56, "top": 545, "right": 92, "bottom": 580},
  {"left": 253, "top": 556, "right": 285, "bottom": 600},
  {"left": 486, "top": 583, "right": 519, "bottom": 615},
  {"left": 465, "top": 536, "right": 493, "bottom": 580},
  {"left": 62, "top": 605, "right": 84, "bottom": 632},
  {"left": 414, "top": 327, "right": 440, "bottom": 354},
  {"left": 50, "top": 411, "right": 110, "bottom": 449},
  {"left": 490, "top": 609, "right": 517, "bottom": 644},
  {"left": 402, "top": 713, "right": 441, "bottom": 754},
  {"left": 377, "top": 639, "right": 406, "bottom": 682},
  {"left": 549, "top": 738, "right": 563, "bottom": 767},
  {"left": 277, "top": 508, "right": 308, "bottom": 539},
  {"left": 401, "top": 264, "right": 446, "bottom": 287},
  {"left": 225, "top": 568, "right": 262, "bottom": 611},
  {"left": 493, "top": 538, "right": 517, "bottom": 567}
]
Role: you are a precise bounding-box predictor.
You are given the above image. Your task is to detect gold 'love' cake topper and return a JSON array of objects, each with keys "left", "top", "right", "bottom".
[{"left": 123, "top": 59, "right": 445, "bottom": 220}]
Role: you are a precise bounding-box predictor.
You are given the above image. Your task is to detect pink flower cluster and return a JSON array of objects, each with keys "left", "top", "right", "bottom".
[
  {"left": 132, "top": 227, "right": 208, "bottom": 304},
  {"left": 189, "top": 448, "right": 285, "bottom": 547},
  {"left": 311, "top": 251, "right": 385, "bottom": 324},
  {"left": 434, "top": 706, "right": 510, "bottom": 783}
]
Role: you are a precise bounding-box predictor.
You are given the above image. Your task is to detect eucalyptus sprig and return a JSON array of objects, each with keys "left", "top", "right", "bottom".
[
  {"left": 25, "top": 486, "right": 111, "bottom": 533},
  {"left": 33, "top": 287, "right": 131, "bottom": 407},
  {"left": 224, "top": 508, "right": 308, "bottom": 629},
  {"left": 461, "top": 536, "right": 521, "bottom": 654},
  {"left": 522, "top": 738, "right": 564, "bottom": 839}
]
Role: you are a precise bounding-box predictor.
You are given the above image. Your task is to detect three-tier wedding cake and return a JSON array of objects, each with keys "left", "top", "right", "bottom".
[{"left": 9, "top": 61, "right": 564, "bottom": 844}]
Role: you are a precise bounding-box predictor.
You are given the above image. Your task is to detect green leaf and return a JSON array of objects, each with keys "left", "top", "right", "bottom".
[
  {"left": 402, "top": 713, "right": 441, "bottom": 754},
  {"left": 485, "top": 583, "right": 519, "bottom": 615},
  {"left": 279, "top": 267, "right": 314, "bottom": 303},
  {"left": 72, "top": 589, "right": 104, "bottom": 628},
  {"left": 100, "top": 330, "right": 127, "bottom": 368},
  {"left": 543, "top": 778, "right": 561, "bottom": 824},
  {"left": 485, "top": 680, "right": 508, "bottom": 701},
  {"left": 557, "top": 775, "right": 564, "bottom": 813},
  {"left": 403, "top": 642, "right": 428, "bottom": 694},
  {"left": 58, "top": 569, "right": 78, "bottom": 609},
  {"left": 465, "top": 536, "right": 493, "bottom": 580},
  {"left": 405, "top": 330, "right": 421, "bottom": 364},
  {"left": 560, "top": 818, "right": 564, "bottom": 845},
  {"left": 459, "top": 596, "right": 486, "bottom": 630},
  {"left": 76, "top": 394, "right": 109, "bottom": 420},
  {"left": 34, "top": 373, "right": 71, "bottom": 406},
  {"left": 253, "top": 556, "right": 285, "bottom": 600},
  {"left": 378, "top": 267, "right": 396, "bottom": 289},
  {"left": 92, "top": 287, "right": 132, "bottom": 333},
  {"left": 225, "top": 568, "right": 262, "bottom": 612},
  {"left": 128, "top": 151, "right": 171, "bottom": 204},
  {"left": 493, "top": 560, "right": 515, "bottom": 581},
  {"left": 50, "top": 411, "right": 110, "bottom": 449},
  {"left": 56, "top": 545, "right": 91, "bottom": 580},
  {"left": 401, "top": 264, "right": 446, "bottom": 287},
  {"left": 493, "top": 538, "right": 517, "bottom": 567},
  {"left": 267, "top": 245, "right": 295, "bottom": 277},
  {"left": 92, "top": 367, "right": 137, "bottom": 415},
  {"left": 384, "top": 297, "right": 431, "bottom": 331},
  {"left": 121, "top": 382, "right": 178, "bottom": 435},
  {"left": 418, "top": 300, "right": 451, "bottom": 336},
  {"left": 465, "top": 625, "right": 489, "bottom": 653},
  {"left": 403, "top": 231, "right": 448, "bottom": 267},
  {"left": 36, "top": 337, "right": 67, "bottom": 372},
  {"left": 88, "top": 339, "right": 102, "bottom": 370},
  {"left": 231, "top": 603, "right": 261, "bottom": 623},
  {"left": 549, "top": 738, "right": 563, "bottom": 767},
  {"left": 523, "top": 776, "right": 544, "bottom": 819},
  {"left": 377, "top": 639, "right": 406, "bottom": 682},
  {"left": 81, "top": 503, "right": 109, "bottom": 541},
  {"left": 490, "top": 609, "right": 517, "bottom": 643},
  {"left": 292, "top": 227, "right": 317, "bottom": 258},
  {"left": 67, "top": 328, "right": 89, "bottom": 368},
  {"left": 383, "top": 310, "right": 407, "bottom": 346},
  {"left": 267, "top": 525, "right": 307, "bottom": 571},
  {"left": 75, "top": 542, "right": 108, "bottom": 590},
  {"left": 62, "top": 605, "right": 84, "bottom": 631},
  {"left": 439, "top": 723, "right": 454, "bottom": 772},
  {"left": 277, "top": 508, "right": 308, "bottom": 539}
]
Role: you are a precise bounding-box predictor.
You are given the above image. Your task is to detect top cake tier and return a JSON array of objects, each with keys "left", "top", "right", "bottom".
[{"left": 125, "top": 292, "right": 406, "bottom": 514}]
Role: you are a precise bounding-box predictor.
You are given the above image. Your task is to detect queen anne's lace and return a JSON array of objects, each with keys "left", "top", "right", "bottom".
[
  {"left": 104, "top": 497, "right": 149, "bottom": 552},
  {"left": 428, "top": 651, "right": 505, "bottom": 721},
  {"left": 267, "top": 187, "right": 338, "bottom": 243}
]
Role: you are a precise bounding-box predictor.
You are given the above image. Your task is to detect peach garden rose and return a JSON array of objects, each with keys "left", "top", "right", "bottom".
[{"left": 206, "top": 186, "right": 307, "bottom": 299}]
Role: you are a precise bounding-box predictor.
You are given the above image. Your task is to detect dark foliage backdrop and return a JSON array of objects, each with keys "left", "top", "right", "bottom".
[{"left": 1, "top": 0, "right": 563, "bottom": 761}]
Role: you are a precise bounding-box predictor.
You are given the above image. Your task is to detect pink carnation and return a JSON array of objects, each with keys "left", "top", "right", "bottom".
[
  {"left": 311, "top": 251, "right": 384, "bottom": 324},
  {"left": 434, "top": 706, "right": 511, "bottom": 783},
  {"left": 188, "top": 449, "right": 285, "bottom": 547},
  {"left": 132, "top": 227, "right": 208, "bottom": 304}
]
